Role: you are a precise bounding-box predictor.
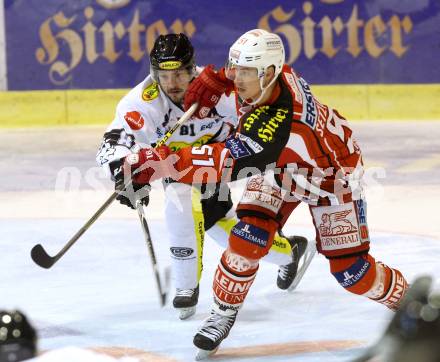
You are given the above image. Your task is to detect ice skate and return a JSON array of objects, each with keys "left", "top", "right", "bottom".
[
  {"left": 194, "top": 307, "right": 237, "bottom": 360},
  {"left": 277, "top": 236, "right": 316, "bottom": 291},
  {"left": 173, "top": 285, "right": 199, "bottom": 320}
]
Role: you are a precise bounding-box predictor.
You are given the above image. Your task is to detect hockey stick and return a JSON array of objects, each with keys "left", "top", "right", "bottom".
[
  {"left": 31, "top": 103, "right": 198, "bottom": 269},
  {"left": 136, "top": 200, "right": 170, "bottom": 306}
]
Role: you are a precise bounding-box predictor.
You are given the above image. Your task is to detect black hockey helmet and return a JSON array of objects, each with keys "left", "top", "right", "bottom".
[
  {"left": 0, "top": 310, "right": 37, "bottom": 361},
  {"left": 150, "top": 33, "right": 195, "bottom": 79}
]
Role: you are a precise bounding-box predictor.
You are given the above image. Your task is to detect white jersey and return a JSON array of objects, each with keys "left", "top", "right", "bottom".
[
  {"left": 95, "top": 72, "right": 292, "bottom": 294},
  {"left": 96, "top": 71, "right": 237, "bottom": 172},
  {"left": 96, "top": 72, "right": 238, "bottom": 292}
]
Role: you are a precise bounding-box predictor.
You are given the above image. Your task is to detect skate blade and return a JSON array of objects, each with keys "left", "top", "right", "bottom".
[
  {"left": 195, "top": 347, "right": 219, "bottom": 360},
  {"left": 288, "top": 239, "right": 317, "bottom": 292},
  {"left": 179, "top": 306, "right": 196, "bottom": 320}
]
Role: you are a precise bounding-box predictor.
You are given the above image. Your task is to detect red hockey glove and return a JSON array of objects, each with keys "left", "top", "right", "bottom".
[
  {"left": 123, "top": 145, "right": 176, "bottom": 185},
  {"left": 184, "top": 65, "right": 234, "bottom": 119}
]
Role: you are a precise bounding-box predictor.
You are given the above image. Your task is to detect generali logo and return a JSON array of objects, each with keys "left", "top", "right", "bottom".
[
  {"left": 124, "top": 111, "right": 144, "bottom": 130},
  {"left": 319, "top": 210, "right": 357, "bottom": 236}
]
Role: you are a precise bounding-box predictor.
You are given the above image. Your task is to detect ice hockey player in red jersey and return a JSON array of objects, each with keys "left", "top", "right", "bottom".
[
  {"left": 97, "top": 33, "right": 313, "bottom": 321},
  {"left": 120, "top": 29, "right": 408, "bottom": 358}
]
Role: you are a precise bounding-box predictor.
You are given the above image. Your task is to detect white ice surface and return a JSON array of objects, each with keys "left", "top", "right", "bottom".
[
  {"left": 2, "top": 214, "right": 440, "bottom": 361},
  {"left": 1, "top": 123, "right": 440, "bottom": 361}
]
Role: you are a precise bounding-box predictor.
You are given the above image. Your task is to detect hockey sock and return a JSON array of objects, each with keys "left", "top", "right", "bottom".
[
  {"left": 212, "top": 249, "right": 258, "bottom": 313},
  {"left": 330, "top": 253, "right": 408, "bottom": 311}
]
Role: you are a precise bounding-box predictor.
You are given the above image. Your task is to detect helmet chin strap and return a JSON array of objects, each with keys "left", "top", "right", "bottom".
[{"left": 246, "top": 70, "right": 278, "bottom": 106}]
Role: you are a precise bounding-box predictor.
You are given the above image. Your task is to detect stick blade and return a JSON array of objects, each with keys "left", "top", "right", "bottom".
[{"left": 31, "top": 244, "right": 56, "bottom": 269}]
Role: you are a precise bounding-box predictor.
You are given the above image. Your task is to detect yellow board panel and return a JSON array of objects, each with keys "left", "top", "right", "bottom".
[
  {"left": 368, "top": 84, "right": 440, "bottom": 120},
  {"left": 314, "top": 84, "right": 440, "bottom": 121},
  {"left": 312, "top": 85, "right": 369, "bottom": 120},
  {"left": 1, "top": 84, "right": 439, "bottom": 127},
  {"left": 0, "top": 91, "right": 66, "bottom": 127},
  {"left": 66, "top": 89, "right": 128, "bottom": 125}
]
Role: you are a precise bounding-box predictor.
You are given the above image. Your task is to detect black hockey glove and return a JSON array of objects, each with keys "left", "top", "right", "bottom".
[{"left": 109, "top": 159, "right": 150, "bottom": 209}]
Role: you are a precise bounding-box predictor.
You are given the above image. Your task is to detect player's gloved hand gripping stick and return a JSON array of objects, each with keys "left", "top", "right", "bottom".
[{"left": 30, "top": 104, "right": 198, "bottom": 304}]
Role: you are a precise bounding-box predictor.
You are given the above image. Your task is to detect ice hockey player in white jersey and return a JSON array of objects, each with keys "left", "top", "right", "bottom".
[{"left": 96, "top": 33, "right": 313, "bottom": 320}]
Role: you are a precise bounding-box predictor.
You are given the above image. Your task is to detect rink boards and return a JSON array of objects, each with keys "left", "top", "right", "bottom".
[{"left": 1, "top": 84, "right": 440, "bottom": 127}]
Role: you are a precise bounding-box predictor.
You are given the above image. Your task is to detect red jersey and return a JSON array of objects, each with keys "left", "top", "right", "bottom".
[{"left": 174, "top": 65, "right": 363, "bottom": 206}]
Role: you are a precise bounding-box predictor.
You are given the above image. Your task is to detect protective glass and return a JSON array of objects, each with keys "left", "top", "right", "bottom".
[{"left": 225, "top": 62, "right": 259, "bottom": 83}]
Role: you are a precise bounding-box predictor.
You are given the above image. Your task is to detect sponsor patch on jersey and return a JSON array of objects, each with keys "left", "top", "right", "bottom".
[
  {"left": 242, "top": 175, "right": 283, "bottom": 215},
  {"left": 225, "top": 136, "right": 251, "bottom": 159},
  {"left": 124, "top": 111, "right": 144, "bottom": 130},
  {"left": 170, "top": 247, "right": 194, "bottom": 258},
  {"left": 142, "top": 82, "right": 159, "bottom": 102},
  {"left": 355, "top": 199, "right": 370, "bottom": 242},
  {"left": 200, "top": 121, "right": 216, "bottom": 131},
  {"left": 243, "top": 105, "right": 270, "bottom": 131},
  {"left": 159, "top": 60, "right": 182, "bottom": 70},
  {"left": 168, "top": 134, "right": 213, "bottom": 152},
  {"left": 333, "top": 257, "right": 371, "bottom": 289},
  {"left": 155, "top": 127, "right": 164, "bottom": 138},
  {"left": 283, "top": 72, "right": 302, "bottom": 104},
  {"left": 97, "top": 145, "right": 116, "bottom": 166},
  {"left": 313, "top": 204, "right": 362, "bottom": 252},
  {"left": 237, "top": 133, "right": 263, "bottom": 153},
  {"left": 257, "top": 107, "right": 289, "bottom": 143},
  {"left": 298, "top": 78, "right": 317, "bottom": 129},
  {"left": 232, "top": 221, "right": 269, "bottom": 248}
]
